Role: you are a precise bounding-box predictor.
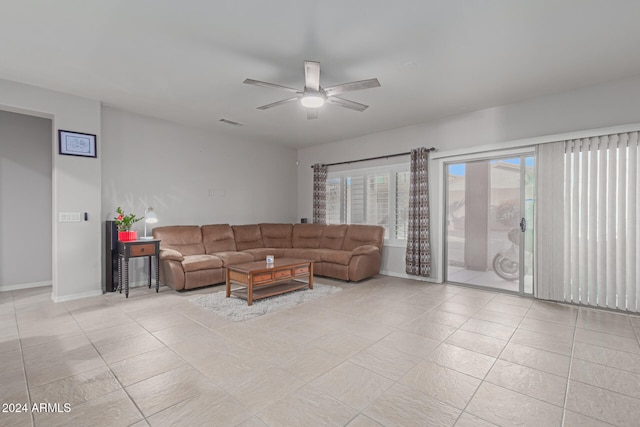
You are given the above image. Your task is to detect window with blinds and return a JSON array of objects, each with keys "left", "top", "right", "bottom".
[
  {"left": 395, "top": 171, "right": 411, "bottom": 240},
  {"left": 326, "top": 164, "right": 409, "bottom": 243},
  {"left": 326, "top": 177, "right": 341, "bottom": 225}
]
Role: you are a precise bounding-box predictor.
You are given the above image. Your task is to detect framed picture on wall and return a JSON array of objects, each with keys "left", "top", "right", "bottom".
[{"left": 58, "top": 130, "right": 97, "bottom": 158}]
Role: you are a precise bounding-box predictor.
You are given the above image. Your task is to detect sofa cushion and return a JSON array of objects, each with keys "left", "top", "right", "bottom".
[
  {"left": 181, "top": 254, "right": 223, "bottom": 272},
  {"left": 259, "top": 223, "right": 293, "bottom": 248},
  {"left": 292, "top": 224, "right": 325, "bottom": 249},
  {"left": 212, "top": 251, "right": 254, "bottom": 267},
  {"left": 282, "top": 248, "right": 323, "bottom": 262},
  {"left": 202, "top": 224, "right": 237, "bottom": 253},
  {"left": 232, "top": 225, "right": 264, "bottom": 251},
  {"left": 319, "top": 224, "right": 348, "bottom": 250},
  {"left": 153, "top": 225, "right": 205, "bottom": 256},
  {"left": 342, "top": 224, "right": 385, "bottom": 251},
  {"left": 319, "top": 250, "right": 353, "bottom": 265},
  {"left": 242, "top": 248, "right": 286, "bottom": 261}
]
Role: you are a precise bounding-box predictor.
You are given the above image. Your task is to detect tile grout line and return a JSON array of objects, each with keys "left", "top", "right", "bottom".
[
  {"left": 632, "top": 315, "right": 640, "bottom": 349},
  {"left": 390, "top": 288, "right": 504, "bottom": 425},
  {"left": 388, "top": 296, "right": 635, "bottom": 426},
  {"left": 559, "top": 307, "right": 579, "bottom": 427},
  {"left": 111, "top": 292, "right": 273, "bottom": 424},
  {"left": 569, "top": 314, "right": 640, "bottom": 376},
  {"left": 13, "top": 280, "right": 640, "bottom": 427},
  {"left": 319, "top": 296, "right": 409, "bottom": 427},
  {"left": 96, "top": 293, "right": 233, "bottom": 424},
  {"left": 414, "top": 292, "right": 493, "bottom": 426},
  {"left": 65, "top": 296, "right": 155, "bottom": 426},
  {"left": 248, "top": 285, "right": 468, "bottom": 426},
  {"left": 368, "top": 288, "right": 501, "bottom": 425},
  {"left": 10, "top": 290, "right": 36, "bottom": 427},
  {"left": 314, "top": 290, "right": 455, "bottom": 427},
  {"left": 452, "top": 297, "right": 534, "bottom": 426},
  {"left": 142, "top": 291, "right": 640, "bottom": 426}
]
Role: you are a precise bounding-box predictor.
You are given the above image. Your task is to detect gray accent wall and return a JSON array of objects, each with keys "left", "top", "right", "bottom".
[{"left": 0, "top": 110, "right": 52, "bottom": 288}]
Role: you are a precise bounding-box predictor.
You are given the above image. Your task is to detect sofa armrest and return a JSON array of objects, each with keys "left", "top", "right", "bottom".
[
  {"left": 160, "top": 248, "right": 184, "bottom": 262},
  {"left": 352, "top": 245, "right": 379, "bottom": 256}
]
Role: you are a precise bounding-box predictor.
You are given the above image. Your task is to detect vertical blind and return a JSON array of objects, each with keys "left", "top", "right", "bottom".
[{"left": 562, "top": 132, "right": 639, "bottom": 311}]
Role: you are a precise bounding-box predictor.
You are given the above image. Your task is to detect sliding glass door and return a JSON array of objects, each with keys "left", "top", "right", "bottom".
[{"left": 445, "top": 155, "right": 534, "bottom": 294}]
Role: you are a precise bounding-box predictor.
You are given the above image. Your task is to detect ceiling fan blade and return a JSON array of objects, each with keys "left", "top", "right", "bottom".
[
  {"left": 323, "top": 78, "right": 381, "bottom": 97},
  {"left": 243, "top": 79, "right": 299, "bottom": 93},
  {"left": 257, "top": 97, "right": 299, "bottom": 110},
  {"left": 327, "top": 97, "right": 369, "bottom": 112},
  {"left": 304, "top": 61, "right": 321, "bottom": 91},
  {"left": 307, "top": 109, "right": 319, "bottom": 120}
]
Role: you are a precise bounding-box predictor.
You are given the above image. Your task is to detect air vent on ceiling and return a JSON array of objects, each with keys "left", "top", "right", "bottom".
[{"left": 219, "top": 118, "right": 243, "bottom": 126}]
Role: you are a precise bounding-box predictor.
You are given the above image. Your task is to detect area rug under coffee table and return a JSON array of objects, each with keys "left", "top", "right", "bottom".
[{"left": 188, "top": 283, "right": 342, "bottom": 322}]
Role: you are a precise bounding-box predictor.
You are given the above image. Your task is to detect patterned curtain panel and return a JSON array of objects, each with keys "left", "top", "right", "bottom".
[
  {"left": 405, "top": 147, "right": 432, "bottom": 277},
  {"left": 312, "top": 164, "right": 328, "bottom": 224}
]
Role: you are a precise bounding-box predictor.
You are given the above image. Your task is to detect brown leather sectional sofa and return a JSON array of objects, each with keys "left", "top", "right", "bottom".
[{"left": 152, "top": 223, "right": 384, "bottom": 291}]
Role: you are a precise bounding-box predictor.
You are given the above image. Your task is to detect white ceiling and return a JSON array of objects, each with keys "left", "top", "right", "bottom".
[{"left": 2, "top": 1, "right": 640, "bottom": 148}]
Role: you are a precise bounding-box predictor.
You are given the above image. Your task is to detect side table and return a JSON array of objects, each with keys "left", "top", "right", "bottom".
[{"left": 117, "top": 239, "right": 160, "bottom": 298}]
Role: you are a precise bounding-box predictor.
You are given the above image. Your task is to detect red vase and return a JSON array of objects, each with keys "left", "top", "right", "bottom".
[{"left": 118, "top": 231, "right": 138, "bottom": 241}]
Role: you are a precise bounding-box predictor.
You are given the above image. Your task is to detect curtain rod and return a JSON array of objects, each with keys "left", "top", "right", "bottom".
[{"left": 311, "top": 147, "right": 436, "bottom": 168}]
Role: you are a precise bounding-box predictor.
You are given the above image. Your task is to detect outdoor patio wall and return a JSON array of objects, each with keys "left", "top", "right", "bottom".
[{"left": 297, "top": 74, "right": 640, "bottom": 282}]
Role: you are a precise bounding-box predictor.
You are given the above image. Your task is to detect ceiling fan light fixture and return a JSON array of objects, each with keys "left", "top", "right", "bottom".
[
  {"left": 300, "top": 94, "right": 325, "bottom": 108},
  {"left": 244, "top": 60, "right": 380, "bottom": 118}
]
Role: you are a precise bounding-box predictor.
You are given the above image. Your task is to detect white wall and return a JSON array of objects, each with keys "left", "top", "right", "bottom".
[
  {"left": 4, "top": 71, "right": 639, "bottom": 299},
  {"left": 0, "top": 111, "right": 52, "bottom": 290},
  {"left": 297, "top": 74, "right": 640, "bottom": 281},
  {"left": 101, "top": 107, "right": 299, "bottom": 284},
  {"left": 101, "top": 107, "right": 298, "bottom": 225},
  {"left": 0, "top": 78, "right": 102, "bottom": 302}
]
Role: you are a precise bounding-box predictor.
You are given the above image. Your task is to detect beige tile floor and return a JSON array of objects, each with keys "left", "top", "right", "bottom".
[{"left": 1, "top": 276, "right": 640, "bottom": 426}]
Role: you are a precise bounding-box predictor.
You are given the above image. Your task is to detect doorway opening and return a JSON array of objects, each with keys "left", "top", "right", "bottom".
[{"left": 0, "top": 110, "right": 53, "bottom": 292}]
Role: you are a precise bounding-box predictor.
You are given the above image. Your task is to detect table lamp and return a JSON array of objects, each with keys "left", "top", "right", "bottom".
[{"left": 141, "top": 207, "right": 158, "bottom": 240}]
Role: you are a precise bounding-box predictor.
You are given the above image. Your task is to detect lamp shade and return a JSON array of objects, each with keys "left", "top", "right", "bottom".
[
  {"left": 145, "top": 210, "right": 158, "bottom": 223},
  {"left": 141, "top": 207, "right": 158, "bottom": 240}
]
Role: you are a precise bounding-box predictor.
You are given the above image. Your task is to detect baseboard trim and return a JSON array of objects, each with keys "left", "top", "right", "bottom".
[
  {"left": 0, "top": 281, "right": 52, "bottom": 292},
  {"left": 379, "top": 270, "right": 440, "bottom": 283},
  {"left": 52, "top": 289, "right": 103, "bottom": 303}
]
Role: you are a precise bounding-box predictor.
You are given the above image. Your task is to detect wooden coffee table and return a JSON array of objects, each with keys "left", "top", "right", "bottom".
[{"left": 225, "top": 258, "right": 314, "bottom": 306}]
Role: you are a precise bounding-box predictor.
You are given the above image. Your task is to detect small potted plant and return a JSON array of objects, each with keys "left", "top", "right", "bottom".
[{"left": 114, "top": 207, "right": 142, "bottom": 241}]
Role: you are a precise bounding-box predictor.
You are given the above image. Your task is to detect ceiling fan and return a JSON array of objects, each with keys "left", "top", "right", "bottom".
[{"left": 243, "top": 60, "right": 381, "bottom": 119}]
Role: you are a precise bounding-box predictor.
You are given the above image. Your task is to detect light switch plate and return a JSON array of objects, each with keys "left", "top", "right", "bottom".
[{"left": 59, "top": 212, "right": 82, "bottom": 222}]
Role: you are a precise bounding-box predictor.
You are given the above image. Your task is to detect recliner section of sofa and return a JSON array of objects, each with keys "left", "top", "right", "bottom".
[
  {"left": 152, "top": 223, "right": 384, "bottom": 291},
  {"left": 152, "top": 225, "right": 224, "bottom": 290}
]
